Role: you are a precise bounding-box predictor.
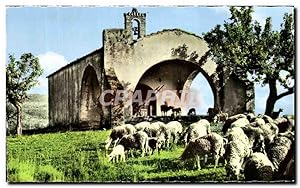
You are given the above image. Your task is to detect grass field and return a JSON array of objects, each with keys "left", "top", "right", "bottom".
[{"left": 7, "top": 129, "right": 228, "bottom": 183}]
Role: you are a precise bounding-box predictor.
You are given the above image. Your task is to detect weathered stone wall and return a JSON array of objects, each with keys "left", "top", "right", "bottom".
[
  {"left": 48, "top": 49, "right": 105, "bottom": 129},
  {"left": 103, "top": 28, "right": 221, "bottom": 121},
  {"left": 223, "top": 74, "right": 247, "bottom": 116},
  {"left": 48, "top": 9, "right": 255, "bottom": 129},
  {"left": 103, "top": 26, "right": 255, "bottom": 120}
]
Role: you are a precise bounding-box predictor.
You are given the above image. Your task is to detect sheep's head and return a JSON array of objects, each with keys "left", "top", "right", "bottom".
[
  {"left": 157, "top": 136, "right": 166, "bottom": 149},
  {"left": 252, "top": 135, "right": 266, "bottom": 154},
  {"left": 226, "top": 159, "right": 241, "bottom": 180},
  {"left": 226, "top": 165, "right": 239, "bottom": 180},
  {"left": 220, "top": 138, "right": 228, "bottom": 156}
]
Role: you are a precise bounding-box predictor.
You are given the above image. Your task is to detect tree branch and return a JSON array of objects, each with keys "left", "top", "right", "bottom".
[{"left": 276, "top": 87, "right": 294, "bottom": 100}]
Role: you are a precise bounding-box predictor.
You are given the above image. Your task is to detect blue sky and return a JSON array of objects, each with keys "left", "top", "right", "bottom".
[{"left": 6, "top": 6, "right": 294, "bottom": 115}]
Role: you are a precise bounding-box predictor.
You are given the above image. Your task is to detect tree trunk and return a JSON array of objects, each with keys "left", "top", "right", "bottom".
[
  {"left": 265, "top": 96, "right": 276, "bottom": 116},
  {"left": 265, "top": 79, "right": 277, "bottom": 116},
  {"left": 264, "top": 79, "right": 294, "bottom": 116},
  {"left": 16, "top": 105, "right": 22, "bottom": 136}
]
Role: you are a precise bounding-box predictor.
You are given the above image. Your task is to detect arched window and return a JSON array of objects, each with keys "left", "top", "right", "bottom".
[{"left": 132, "top": 19, "right": 140, "bottom": 40}]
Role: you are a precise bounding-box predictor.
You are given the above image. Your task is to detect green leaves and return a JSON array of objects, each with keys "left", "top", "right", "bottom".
[
  {"left": 7, "top": 53, "right": 43, "bottom": 106},
  {"left": 6, "top": 53, "right": 43, "bottom": 135},
  {"left": 203, "top": 7, "right": 294, "bottom": 89},
  {"left": 203, "top": 6, "right": 294, "bottom": 114}
]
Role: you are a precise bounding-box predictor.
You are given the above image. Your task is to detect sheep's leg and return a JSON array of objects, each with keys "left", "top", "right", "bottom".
[
  {"left": 121, "top": 153, "right": 125, "bottom": 162},
  {"left": 113, "top": 138, "right": 119, "bottom": 148},
  {"left": 204, "top": 154, "right": 208, "bottom": 164},
  {"left": 196, "top": 155, "right": 201, "bottom": 170},
  {"left": 184, "top": 133, "right": 188, "bottom": 147},
  {"left": 142, "top": 140, "right": 148, "bottom": 157},
  {"left": 105, "top": 138, "right": 112, "bottom": 151},
  {"left": 214, "top": 155, "right": 220, "bottom": 168},
  {"left": 141, "top": 148, "right": 145, "bottom": 157},
  {"left": 174, "top": 134, "right": 178, "bottom": 145},
  {"left": 130, "top": 150, "right": 134, "bottom": 158}
]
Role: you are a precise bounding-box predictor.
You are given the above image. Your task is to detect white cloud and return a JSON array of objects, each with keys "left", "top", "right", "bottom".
[
  {"left": 29, "top": 52, "right": 69, "bottom": 95},
  {"left": 38, "top": 52, "right": 69, "bottom": 76}
]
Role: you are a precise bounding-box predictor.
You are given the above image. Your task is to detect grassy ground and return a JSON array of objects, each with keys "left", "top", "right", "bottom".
[{"left": 7, "top": 130, "right": 227, "bottom": 183}]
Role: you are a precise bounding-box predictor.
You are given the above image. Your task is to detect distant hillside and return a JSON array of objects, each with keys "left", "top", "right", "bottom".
[
  {"left": 22, "top": 94, "right": 48, "bottom": 130},
  {"left": 7, "top": 94, "right": 48, "bottom": 134}
]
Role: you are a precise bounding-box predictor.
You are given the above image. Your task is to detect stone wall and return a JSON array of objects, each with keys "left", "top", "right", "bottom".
[
  {"left": 48, "top": 9, "right": 255, "bottom": 130},
  {"left": 48, "top": 49, "right": 105, "bottom": 129},
  {"left": 103, "top": 28, "right": 221, "bottom": 122}
]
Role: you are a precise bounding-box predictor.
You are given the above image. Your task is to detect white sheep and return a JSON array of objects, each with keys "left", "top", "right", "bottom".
[
  {"left": 144, "top": 121, "right": 165, "bottom": 137},
  {"left": 224, "top": 127, "right": 251, "bottom": 180},
  {"left": 222, "top": 117, "right": 250, "bottom": 135},
  {"left": 134, "top": 121, "right": 151, "bottom": 131},
  {"left": 222, "top": 114, "right": 247, "bottom": 134},
  {"left": 183, "top": 119, "right": 211, "bottom": 146},
  {"left": 105, "top": 126, "right": 128, "bottom": 151},
  {"left": 242, "top": 125, "right": 266, "bottom": 154},
  {"left": 146, "top": 131, "right": 167, "bottom": 153},
  {"left": 246, "top": 113, "right": 256, "bottom": 122},
  {"left": 180, "top": 132, "right": 226, "bottom": 169},
  {"left": 118, "top": 130, "right": 149, "bottom": 157},
  {"left": 267, "top": 131, "right": 294, "bottom": 171},
  {"left": 244, "top": 152, "right": 274, "bottom": 181},
  {"left": 123, "top": 124, "right": 136, "bottom": 135},
  {"left": 262, "top": 114, "right": 274, "bottom": 124},
  {"left": 254, "top": 118, "right": 265, "bottom": 127},
  {"left": 275, "top": 141, "right": 295, "bottom": 181},
  {"left": 260, "top": 122, "right": 279, "bottom": 145},
  {"left": 164, "top": 121, "right": 183, "bottom": 148},
  {"left": 273, "top": 117, "right": 293, "bottom": 133},
  {"left": 231, "top": 118, "right": 250, "bottom": 129},
  {"left": 213, "top": 112, "right": 229, "bottom": 123},
  {"left": 108, "top": 144, "right": 126, "bottom": 163}
]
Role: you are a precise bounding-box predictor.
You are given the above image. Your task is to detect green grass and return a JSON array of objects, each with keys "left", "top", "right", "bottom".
[{"left": 7, "top": 130, "right": 227, "bottom": 183}]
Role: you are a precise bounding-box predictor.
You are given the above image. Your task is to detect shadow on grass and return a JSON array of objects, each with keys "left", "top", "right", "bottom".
[
  {"left": 146, "top": 172, "right": 227, "bottom": 182},
  {"left": 135, "top": 156, "right": 222, "bottom": 173}
]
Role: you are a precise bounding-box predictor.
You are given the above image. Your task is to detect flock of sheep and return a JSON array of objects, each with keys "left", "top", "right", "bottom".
[{"left": 104, "top": 112, "right": 295, "bottom": 182}]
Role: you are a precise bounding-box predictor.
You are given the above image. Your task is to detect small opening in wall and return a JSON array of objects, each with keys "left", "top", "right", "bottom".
[{"left": 132, "top": 19, "right": 140, "bottom": 41}]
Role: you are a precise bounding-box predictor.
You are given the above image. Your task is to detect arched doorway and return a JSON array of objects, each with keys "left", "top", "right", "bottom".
[
  {"left": 182, "top": 71, "right": 214, "bottom": 115},
  {"left": 132, "top": 83, "right": 157, "bottom": 116},
  {"left": 133, "top": 59, "right": 217, "bottom": 116},
  {"left": 80, "top": 66, "right": 102, "bottom": 128}
]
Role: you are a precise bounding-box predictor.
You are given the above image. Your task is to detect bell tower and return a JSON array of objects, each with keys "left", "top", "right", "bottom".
[{"left": 124, "top": 8, "right": 146, "bottom": 41}]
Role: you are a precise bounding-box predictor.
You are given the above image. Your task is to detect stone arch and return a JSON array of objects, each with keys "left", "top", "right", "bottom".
[
  {"left": 79, "top": 65, "right": 102, "bottom": 128},
  {"left": 182, "top": 70, "right": 216, "bottom": 114},
  {"left": 133, "top": 59, "right": 217, "bottom": 116},
  {"left": 104, "top": 28, "right": 254, "bottom": 119}
]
